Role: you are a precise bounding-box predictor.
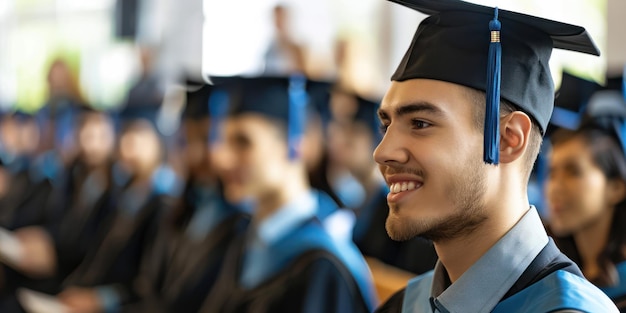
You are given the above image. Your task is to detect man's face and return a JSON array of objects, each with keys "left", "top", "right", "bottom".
[
  {"left": 213, "top": 114, "right": 290, "bottom": 204},
  {"left": 182, "top": 118, "right": 211, "bottom": 178},
  {"left": 374, "top": 79, "right": 489, "bottom": 242}
]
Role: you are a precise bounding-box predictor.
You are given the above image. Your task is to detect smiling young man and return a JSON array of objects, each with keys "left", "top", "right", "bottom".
[{"left": 373, "top": 0, "right": 618, "bottom": 312}]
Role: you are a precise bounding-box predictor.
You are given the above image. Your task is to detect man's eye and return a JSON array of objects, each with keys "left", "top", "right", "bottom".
[
  {"left": 411, "top": 119, "right": 431, "bottom": 129},
  {"left": 379, "top": 124, "right": 389, "bottom": 134}
]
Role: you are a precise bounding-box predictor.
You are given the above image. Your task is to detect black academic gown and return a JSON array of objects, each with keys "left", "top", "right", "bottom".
[
  {"left": 200, "top": 218, "right": 373, "bottom": 313},
  {"left": 0, "top": 157, "right": 58, "bottom": 230},
  {"left": 353, "top": 184, "right": 437, "bottom": 274},
  {"left": 60, "top": 182, "right": 172, "bottom": 303},
  {"left": 121, "top": 182, "right": 249, "bottom": 313},
  {"left": 374, "top": 239, "right": 582, "bottom": 313}
]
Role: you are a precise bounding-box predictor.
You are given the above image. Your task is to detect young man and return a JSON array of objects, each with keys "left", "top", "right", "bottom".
[
  {"left": 374, "top": 0, "right": 618, "bottom": 312},
  {"left": 201, "top": 76, "right": 377, "bottom": 313}
]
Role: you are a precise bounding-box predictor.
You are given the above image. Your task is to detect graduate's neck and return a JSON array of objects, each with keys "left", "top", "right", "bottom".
[
  {"left": 434, "top": 181, "right": 530, "bottom": 283},
  {"left": 254, "top": 166, "right": 310, "bottom": 222},
  {"left": 573, "top": 205, "right": 614, "bottom": 280}
]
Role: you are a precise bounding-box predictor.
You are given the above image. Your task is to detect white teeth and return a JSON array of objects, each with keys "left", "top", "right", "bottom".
[{"left": 390, "top": 181, "right": 420, "bottom": 194}]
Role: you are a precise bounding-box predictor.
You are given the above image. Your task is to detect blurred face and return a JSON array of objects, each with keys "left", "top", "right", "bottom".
[
  {"left": 213, "top": 114, "right": 290, "bottom": 204},
  {"left": 182, "top": 118, "right": 211, "bottom": 178},
  {"left": 374, "top": 79, "right": 488, "bottom": 242},
  {"left": 78, "top": 114, "right": 115, "bottom": 167},
  {"left": 546, "top": 137, "right": 613, "bottom": 236},
  {"left": 119, "top": 123, "right": 161, "bottom": 176},
  {"left": 328, "top": 121, "right": 375, "bottom": 176},
  {"left": 0, "top": 118, "right": 21, "bottom": 154}
]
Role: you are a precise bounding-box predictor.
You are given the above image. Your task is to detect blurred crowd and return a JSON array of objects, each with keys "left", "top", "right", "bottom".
[{"left": 0, "top": 1, "right": 625, "bottom": 313}]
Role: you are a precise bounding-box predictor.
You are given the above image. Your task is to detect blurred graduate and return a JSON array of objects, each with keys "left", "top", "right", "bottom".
[{"left": 200, "top": 76, "right": 378, "bottom": 313}]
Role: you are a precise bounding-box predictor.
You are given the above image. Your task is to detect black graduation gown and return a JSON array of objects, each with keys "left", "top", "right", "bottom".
[
  {"left": 122, "top": 184, "right": 249, "bottom": 313},
  {"left": 60, "top": 186, "right": 171, "bottom": 302},
  {"left": 374, "top": 239, "right": 582, "bottom": 313},
  {"left": 353, "top": 185, "right": 437, "bottom": 275},
  {"left": 200, "top": 219, "right": 372, "bottom": 313},
  {"left": 0, "top": 159, "right": 58, "bottom": 230}
]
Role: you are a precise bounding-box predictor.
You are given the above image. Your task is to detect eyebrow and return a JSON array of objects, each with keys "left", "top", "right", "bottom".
[{"left": 378, "top": 102, "right": 445, "bottom": 120}]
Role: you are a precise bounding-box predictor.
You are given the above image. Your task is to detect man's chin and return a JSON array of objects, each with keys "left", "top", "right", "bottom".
[{"left": 385, "top": 214, "right": 424, "bottom": 242}]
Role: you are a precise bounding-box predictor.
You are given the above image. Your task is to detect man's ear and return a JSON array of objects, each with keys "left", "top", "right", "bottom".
[{"left": 498, "top": 111, "right": 532, "bottom": 164}]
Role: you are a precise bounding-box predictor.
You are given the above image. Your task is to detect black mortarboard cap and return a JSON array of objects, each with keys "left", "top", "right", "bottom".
[
  {"left": 224, "top": 75, "right": 309, "bottom": 159},
  {"left": 390, "top": 0, "right": 600, "bottom": 164},
  {"left": 354, "top": 95, "right": 382, "bottom": 138},
  {"left": 582, "top": 90, "right": 626, "bottom": 154},
  {"left": 547, "top": 71, "right": 601, "bottom": 135},
  {"left": 182, "top": 79, "right": 212, "bottom": 119},
  {"left": 306, "top": 79, "right": 334, "bottom": 128}
]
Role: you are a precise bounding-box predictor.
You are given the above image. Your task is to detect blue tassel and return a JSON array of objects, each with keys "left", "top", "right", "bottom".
[
  {"left": 484, "top": 7, "right": 501, "bottom": 164},
  {"left": 208, "top": 90, "right": 229, "bottom": 146},
  {"left": 288, "top": 74, "right": 308, "bottom": 160}
]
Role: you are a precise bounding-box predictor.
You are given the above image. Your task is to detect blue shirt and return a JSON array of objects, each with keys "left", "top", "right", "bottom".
[
  {"left": 240, "top": 191, "right": 317, "bottom": 288},
  {"left": 426, "top": 207, "right": 548, "bottom": 313}
]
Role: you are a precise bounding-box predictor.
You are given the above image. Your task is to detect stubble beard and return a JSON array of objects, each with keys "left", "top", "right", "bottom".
[{"left": 385, "top": 159, "right": 489, "bottom": 243}]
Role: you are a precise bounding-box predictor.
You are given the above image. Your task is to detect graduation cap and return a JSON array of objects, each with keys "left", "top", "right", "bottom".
[
  {"left": 390, "top": 0, "right": 600, "bottom": 164},
  {"left": 182, "top": 79, "right": 212, "bottom": 119},
  {"left": 306, "top": 79, "right": 334, "bottom": 129},
  {"left": 223, "top": 75, "right": 309, "bottom": 160},
  {"left": 547, "top": 71, "right": 602, "bottom": 136},
  {"left": 582, "top": 90, "right": 626, "bottom": 154}
]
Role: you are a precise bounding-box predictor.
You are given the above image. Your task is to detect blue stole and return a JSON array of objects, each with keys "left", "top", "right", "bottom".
[
  {"left": 242, "top": 219, "right": 378, "bottom": 312},
  {"left": 401, "top": 270, "right": 617, "bottom": 312}
]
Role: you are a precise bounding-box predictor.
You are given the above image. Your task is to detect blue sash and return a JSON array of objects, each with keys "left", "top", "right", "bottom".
[
  {"left": 247, "top": 219, "right": 378, "bottom": 312},
  {"left": 493, "top": 270, "right": 618, "bottom": 313},
  {"left": 401, "top": 269, "right": 617, "bottom": 313}
]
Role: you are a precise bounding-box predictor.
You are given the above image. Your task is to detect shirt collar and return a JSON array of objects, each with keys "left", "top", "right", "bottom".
[
  {"left": 431, "top": 206, "right": 548, "bottom": 313},
  {"left": 254, "top": 191, "right": 317, "bottom": 246}
]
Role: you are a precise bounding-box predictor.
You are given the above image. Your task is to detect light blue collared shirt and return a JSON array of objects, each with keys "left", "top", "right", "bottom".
[
  {"left": 427, "top": 207, "right": 548, "bottom": 313},
  {"left": 240, "top": 191, "right": 317, "bottom": 288}
]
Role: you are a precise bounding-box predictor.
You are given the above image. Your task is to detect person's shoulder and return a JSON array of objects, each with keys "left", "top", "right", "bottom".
[{"left": 494, "top": 269, "right": 619, "bottom": 313}]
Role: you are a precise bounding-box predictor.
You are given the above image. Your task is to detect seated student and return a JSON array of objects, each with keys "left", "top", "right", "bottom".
[
  {"left": 119, "top": 80, "right": 249, "bottom": 313},
  {"left": 200, "top": 76, "right": 378, "bottom": 313},
  {"left": 0, "top": 110, "right": 120, "bottom": 312},
  {"left": 547, "top": 90, "right": 626, "bottom": 311},
  {"left": 373, "top": 0, "right": 616, "bottom": 312},
  {"left": 0, "top": 112, "right": 57, "bottom": 230},
  {"left": 0, "top": 119, "right": 178, "bottom": 313},
  {"left": 52, "top": 119, "right": 180, "bottom": 312}
]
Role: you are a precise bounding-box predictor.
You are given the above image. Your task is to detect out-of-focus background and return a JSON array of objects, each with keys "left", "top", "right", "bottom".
[{"left": 0, "top": 0, "right": 619, "bottom": 115}]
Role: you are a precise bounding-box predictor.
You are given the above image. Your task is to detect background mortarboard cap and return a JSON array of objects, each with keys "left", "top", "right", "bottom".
[
  {"left": 581, "top": 90, "right": 626, "bottom": 154},
  {"left": 306, "top": 79, "right": 334, "bottom": 127},
  {"left": 182, "top": 79, "right": 212, "bottom": 119},
  {"left": 585, "top": 90, "right": 626, "bottom": 119},
  {"left": 390, "top": 0, "right": 600, "bottom": 135},
  {"left": 547, "top": 71, "right": 602, "bottom": 136},
  {"left": 354, "top": 95, "right": 381, "bottom": 137},
  {"left": 228, "top": 76, "right": 298, "bottom": 124}
]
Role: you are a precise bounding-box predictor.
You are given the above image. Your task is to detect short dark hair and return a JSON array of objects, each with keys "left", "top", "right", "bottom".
[{"left": 464, "top": 88, "right": 543, "bottom": 181}]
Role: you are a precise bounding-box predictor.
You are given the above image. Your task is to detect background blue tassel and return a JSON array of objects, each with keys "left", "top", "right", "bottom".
[
  {"left": 208, "top": 90, "right": 229, "bottom": 146},
  {"left": 484, "top": 7, "right": 501, "bottom": 164},
  {"left": 287, "top": 74, "right": 308, "bottom": 160}
]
